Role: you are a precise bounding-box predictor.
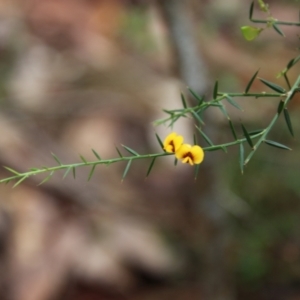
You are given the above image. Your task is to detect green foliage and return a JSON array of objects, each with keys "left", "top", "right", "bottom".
[
  {"left": 0, "top": 1, "right": 299, "bottom": 185},
  {"left": 241, "top": 0, "right": 300, "bottom": 41},
  {"left": 241, "top": 26, "right": 263, "bottom": 41}
]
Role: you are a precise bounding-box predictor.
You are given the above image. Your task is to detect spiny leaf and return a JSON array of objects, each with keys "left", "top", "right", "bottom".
[
  {"left": 146, "top": 157, "right": 156, "bottom": 177},
  {"left": 3, "top": 166, "right": 20, "bottom": 175},
  {"left": 63, "top": 167, "right": 71, "bottom": 179},
  {"left": 277, "top": 100, "right": 284, "bottom": 114},
  {"left": 195, "top": 125, "right": 214, "bottom": 146},
  {"left": 249, "top": 1, "right": 254, "bottom": 19},
  {"left": 272, "top": 24, "right": 285, "bottom": 37},
  {"left": 193, "top": 133, "right": 197, "bottom": 145},
  {"left": 248, "top": 129, "right": 264, "bottom": 136},
  {"left": 88, "top": 165, "right": 96, "bottom": 181},
  {"left": 239, "top": 143, "right": 244, "bottom": 174},
  {"left": 259, "top": 78, "right": 286, "bottom": 93},
  {"left": 194, "top": 164, "right": 200, "bottom": 180},
  {"left": 13, "top": 176, "right": 28, "bottom": 188},
  {"left": 72, "top": 167, "right": 76, "bottom": 179},
  {"left": 122, "top": 145, "right": 139, "bottom": 156},
  {"left": 38, "top": 171, "right": 54, "bottom": 186},
  {"left": 188, "top": 88, "right": 204, "bottom": 105},
  {"left": 245, "top": 69, "right": 259, "bottom": 93},
  {"left": 92, "top": 149, "right": 101, "bottom": 160},
  {"left": 80, "top": 155, "right": 88, "bottom": 164},
  {"left": 219, "top": 104, "right": 229, "bottom": 119},
  {"left": 162, "top": 109, "right": 172, "bottom": 115},
  {"left": 284, "top": 108, "right": 294, "bottom": 137},
  {"left": 181, "top": 93, "right": 187, "bottom": 108},
  {"left": 213, "top": 80, "right": 218, "bottom": 99},
  {"left": 51, "top": 153, "right": 62, "bottom": 165},
  {"left": 116, "top": 147, "right": 123, "bottom": 158},
  {"left": 225, "top": 95, "right": 243, "bottom": 111},
  {"left": 283, "top": 73, "right": 291, "bottom": 89},
  {"left": 241, "top": 124, "right": 254, "bottom": 148},
  {"left": 229, "top": 119, "right": 237, "bottom": 140},
  {"left": 169, "top": 115, "right": 181, "bottom": 128},
  {"left": 155, "top": 133, "right": 164, "bottom": 150},
  {"left": 191, "top": 111, "right": 204, "bottom": 125},
  {"left": 122, "top": 160, "right": 132, "bottom": 181},
  {"left": 264, "top": 140, "right": 291, "bottom": 150},
  {"left": 287, "top": 55, "right": 300, "bottom": 70}
]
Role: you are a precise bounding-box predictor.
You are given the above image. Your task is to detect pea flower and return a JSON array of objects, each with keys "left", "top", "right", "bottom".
[
  {"left": 175, "top": 144, "right": 204, "bottom": 165},
  {"left": 163, "top": 132, "right": 184, "bottom": 153}
]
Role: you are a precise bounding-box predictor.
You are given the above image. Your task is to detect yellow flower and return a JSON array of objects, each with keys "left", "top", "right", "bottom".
[
  {"left": 163, "top": 132, "right": 184, "bottom": 153},
  {"left": 175, "top": 144, "right": 204, "bottom": 165}
]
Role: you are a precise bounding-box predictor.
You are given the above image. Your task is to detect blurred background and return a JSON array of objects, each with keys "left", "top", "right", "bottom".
[{"left": 0, "top": 0, "right": 299, "bottom": 299}]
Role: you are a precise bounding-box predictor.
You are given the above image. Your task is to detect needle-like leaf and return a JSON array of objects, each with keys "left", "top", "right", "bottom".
[
  {"left": 249, "top": 1, "right": 254, "bottom": 19},
  {"left": 51, "top": 153, "right": 62, "bottom": 165},
  {"left": 241, "top": 124, "right": 254, "bottom": 148},
  {"left": 122, "top": 145, "right": 139, "bottom": 156},
  {"left": 63, "top": 167, "right": 71, "bottom": 179},
  {"left": 3, "top": 166, "right": 20, "bottom": 175},
  {"left": 277, "top": 100, "right": 284, "bottom": 114},
  {"left": 225, "top": 95, "right": 243, "bottom": 111},
  {"left": 92, "top": 149, "right": 101, "bottom": 160},
  {"left": 122, "top": 160, "right": 132, "bottom": 181},
  {"left": 80, "top": 155, "right": 88, "bottom": 164},
  {"left": 229, "top": 119, "right": 237, "bottom": 140},
  {"left": 195, "top": 126, "right": 214, "bottom": 146},
  {"left": 213, "top": 80, "right": 218, "bottom": 99},
  {"left": 116, "top": 147, "right": 123, "bottom": 158},
  {"left": 38, "top": 171, "right": 54, "bottom": 186},
  {"left": 181, "top": 93, "right": 187, "bottom": 108},
  {"left": 264, "top": 140, "right": 291, "bottom": 150},
  {"left": 272, "top": 24, "right": 285, "bottom": 37},
  {"left": 239, "top": 143, "right": 244, "bottom": 174},
  {"left": 188, "top": 88, "right": 204, "bottom": 105},
  {"left": 191, "top": 111, "right": 204, "bottom": 125},
  {"left": 88, "top": 165, "right": 96, "bottom": 181},
  {"left": 284, "top": 108, "right": 294, "bottom": 137},
  {"left": 259, "top": 78, "right": 286, "bottom": 93},
  {"left": 155, "top": 133, "right": 164, "bottom": 150},
  {"left": 194, "top": 164, "right": 200, "bottom": 180},
  {"left": 146, "top": 157, "right": 156, "bottom": 177},
  {"left": 13, "top": 176, "right": 28, "bottom": 188},
  {"left": 245, "top": 69, "right": 259, "bottom": 93}
]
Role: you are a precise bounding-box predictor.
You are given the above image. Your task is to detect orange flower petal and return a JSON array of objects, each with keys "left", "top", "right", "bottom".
[
  {"left": 175, "top": 144, "right": 204, "bottom": 165},
  {"left": 163, "top": 132, "right": 184, "bottom": 153}
]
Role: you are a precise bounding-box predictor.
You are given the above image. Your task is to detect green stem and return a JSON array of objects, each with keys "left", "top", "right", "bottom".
[
  {"left": 1, "top": 131, "right": 266, "bottom": 184},
  {"left": 204, "top": 131, "right": 264, "bottom": 152},
  {"left": 251, "top": 19, "right": 300, "bottom": 26},
  {"left": 0, "top": 152, "right": 173, "bottom": 184},
  {"left": 244, "top": 75, "right": 300, "bottom": 164},
  {"left": 218, "top": 92, "right": 285, "bottom": 98},
  {"left": 156, "top": 91, "right": 282, "bottom": 126},
  {"left": 2, "top": 76, "right": 299, "bottom": 184}
]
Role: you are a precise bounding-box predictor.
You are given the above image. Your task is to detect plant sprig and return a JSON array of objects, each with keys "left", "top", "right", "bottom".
[{"left": 0, "top": 1, "right": 299, "bottom": 185}]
